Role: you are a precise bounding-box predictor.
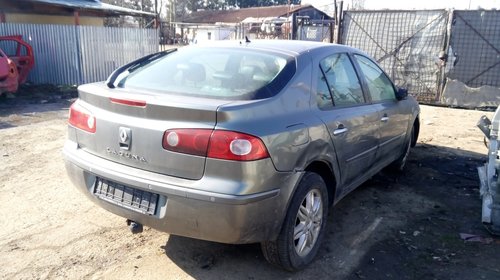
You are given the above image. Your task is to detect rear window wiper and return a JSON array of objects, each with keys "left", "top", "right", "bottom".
[{"left": 106, "top": 48, "right": 177, "bottom": 88}]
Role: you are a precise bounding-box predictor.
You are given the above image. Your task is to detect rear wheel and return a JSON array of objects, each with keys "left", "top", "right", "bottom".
[{"left": 261, "top": 172, "right": 328, "bottom": 271}]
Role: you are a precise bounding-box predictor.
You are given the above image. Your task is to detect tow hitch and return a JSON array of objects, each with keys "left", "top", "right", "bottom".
[
  {"left": 126, "top": 219, "right": 143, "bottom": 234},
  {"left": 477, "top": 106, "right": 500, "bottom": 235}
]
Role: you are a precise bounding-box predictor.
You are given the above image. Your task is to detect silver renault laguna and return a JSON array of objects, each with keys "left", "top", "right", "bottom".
[{"left": 64, "top": 40, "right": 420, "bottom": 271}]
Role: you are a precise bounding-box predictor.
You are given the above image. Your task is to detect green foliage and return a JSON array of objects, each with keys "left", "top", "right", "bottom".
[
  {"left": 101, "top": 0, "right": 156, "bottom": 27},
  {"left": 225, "top": 0, "right": 301, "bottom": 8},
  {"left": 165, "top": 0, "right": 302, "bottom": 15},
  {"left": 101, "top": 0, "right": 155, "bottom": 12}
]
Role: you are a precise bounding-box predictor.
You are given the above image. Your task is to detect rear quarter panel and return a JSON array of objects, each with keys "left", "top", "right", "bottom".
[{"left": 215, "top": 51, "right": 341, "bottom": 180}]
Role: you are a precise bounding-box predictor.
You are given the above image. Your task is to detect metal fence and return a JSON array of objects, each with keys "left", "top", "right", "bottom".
[
  {"left": 298, "top": 25, "right": 331, "bottom": 42},
  {"left": 0, "top": 23, "right": 158, "bottom": 85},
  {"left": 2, "top": 10, "right": 498, "bottom": 104},
  {"left": 341, "top": 10, "right": 500, "bottom": 105},
  {"left": 447, "top": 10, "right": 500, "bottom": 88},
  {"left": 342, "top": 10, "right": 449, "bottom": 102}
]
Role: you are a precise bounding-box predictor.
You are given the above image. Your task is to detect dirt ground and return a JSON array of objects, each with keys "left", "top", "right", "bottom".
[{"left": 1, "top": 86, "right": 499, "bottom": 280}]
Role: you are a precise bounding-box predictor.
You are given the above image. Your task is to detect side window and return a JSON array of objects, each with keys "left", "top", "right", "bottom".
[
  {"left": 354, "top": 55, "right": 396, "bottom": 102},
  {"left": 317, "top": 53, "right": 364, "bottom": 108},
  {"left": 316, "top": 68, "right": 333, "bottom": 109}
]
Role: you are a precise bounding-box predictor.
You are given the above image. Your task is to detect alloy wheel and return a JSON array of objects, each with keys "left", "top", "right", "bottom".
[{"left": 293, "top": 189, "right": 323, "bottom": 257}]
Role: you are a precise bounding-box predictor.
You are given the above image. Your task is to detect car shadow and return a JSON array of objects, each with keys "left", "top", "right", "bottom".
[
  {"left": 0, "top": 85, "right": 76, "bottom": 129},
  {"left": 0, "top": 84, "right": 77, "bottom": 117},
  {"left": 162, "top": 235, "right": 295, "bottom": 279},
  {"left": 161, "top": 143, "right": 499, "bottom": 279},
  {"left": 332, "top": 143, "right": 500, "bottom": 279},
  {"left": 0, "top": 121, "right": 16, "bottom": 129},
  {"left": 0, "top": 101, "right": 72, "bottom": 116}
]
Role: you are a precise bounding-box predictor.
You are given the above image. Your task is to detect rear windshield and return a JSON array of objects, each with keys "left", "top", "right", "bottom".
[{"left": 117, "top": 47, "right": 296, "bottom": 100}]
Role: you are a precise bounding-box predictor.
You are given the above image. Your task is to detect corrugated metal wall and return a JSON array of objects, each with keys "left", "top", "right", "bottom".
[{"left": 0, "top": 23, "right": 158, "bottom": 85}]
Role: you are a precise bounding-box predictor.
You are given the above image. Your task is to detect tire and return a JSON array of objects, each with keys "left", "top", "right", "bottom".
[
  {"left": 389, "top": 126, "right": 414, "bottom": 172},
  {"left": 261, "top": 172, "right": 328, "bottom": 271}
]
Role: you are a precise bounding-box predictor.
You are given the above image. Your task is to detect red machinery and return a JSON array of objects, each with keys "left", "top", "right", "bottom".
[{"left": 0, "top": 35, "right": 34, "bottom": 95}]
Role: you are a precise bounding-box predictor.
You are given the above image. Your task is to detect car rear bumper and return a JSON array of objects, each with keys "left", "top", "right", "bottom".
[{"left": 63, "top": 141, "right": 301, "bottom": 244}]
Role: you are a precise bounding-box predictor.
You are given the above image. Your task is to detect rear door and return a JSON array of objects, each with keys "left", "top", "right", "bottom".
[
  {"left": 314, "top": 52, "right": 380, "bottom": 190},
  {"left": 352, "top": 54, "right": 410, "bottom": 167}
]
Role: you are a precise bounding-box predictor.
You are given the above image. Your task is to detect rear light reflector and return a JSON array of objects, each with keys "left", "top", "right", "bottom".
[
  {"left": 162, "top": 129, "right": 212, "bottom": 157},
  {"left": 208, "top": 131, "right": 269, "bottom": 161},
  {"left": 162, "top": 129, "right": 269, "bottom": 161},
  {"left": 110, "top": 97, "right": 147, "bottom": 107},
  {"left": 69, "top": 102, "right": 96, "bottom": 133},
  {"left": 230, "top": 139, "right": 252, "bottom": 155}
]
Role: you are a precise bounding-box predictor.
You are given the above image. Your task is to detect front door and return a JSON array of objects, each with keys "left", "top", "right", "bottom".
[{"left": 352, "top": 54, "right": 410, "bottom": 167}]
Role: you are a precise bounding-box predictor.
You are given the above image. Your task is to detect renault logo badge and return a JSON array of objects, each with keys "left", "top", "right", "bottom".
[
  {"left": 119, "top": 127, "right": 131, "bottom": 150},
  {"left": 120, "top": 129, "right": 128, "bottom": 142}
]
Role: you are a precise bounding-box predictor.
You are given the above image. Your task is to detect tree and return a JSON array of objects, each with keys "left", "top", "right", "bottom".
[
  {"left": 204, "top": 0, "right": 227, "bottom": 10},
  {"left": 101, "top": 0, "right": 156, "bottom": 27},
  {"left": 164, "top": 0, "right": 302, "bottom": 13},
  {"left": 350, "top": 0, "right": 365, "bottom": 10},
  {"left": 102, "top": 0, "right": 155, "bottom": 12},
  {"left": 159, "top": 0, "right": 302, "bottom": 25},
  {"left": 225, "top": 0, "right": 300, "bottom": 8}
]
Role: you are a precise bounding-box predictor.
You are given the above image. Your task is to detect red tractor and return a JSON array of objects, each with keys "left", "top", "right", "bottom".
[{"left": 0, "top": 35, "right": 34, "bottom": 95}]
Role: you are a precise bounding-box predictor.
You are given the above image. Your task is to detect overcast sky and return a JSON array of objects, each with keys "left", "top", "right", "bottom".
[{"left": 302, "top": 0, "right": 499, "bottom": 12}]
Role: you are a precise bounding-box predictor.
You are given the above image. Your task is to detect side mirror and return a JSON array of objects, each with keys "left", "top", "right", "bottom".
[{"left": 395, "top": 88, "right": 408, "bottom": 101}]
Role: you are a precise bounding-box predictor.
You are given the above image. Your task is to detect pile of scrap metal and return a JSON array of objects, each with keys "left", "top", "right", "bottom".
[
  {"left": 0, "top": 35, "right": 34, "bottom": 95},
  {"left": 477, "top": 105, "right": 500, "bottom": 235}
]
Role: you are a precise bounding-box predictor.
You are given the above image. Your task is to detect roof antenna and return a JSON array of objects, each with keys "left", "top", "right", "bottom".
[{"left": 245, "top": 36, "right": 251, "bottom": 43}]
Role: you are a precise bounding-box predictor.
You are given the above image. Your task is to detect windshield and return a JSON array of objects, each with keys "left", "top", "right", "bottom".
[{"left": 117, "top": 47, "right": 296, "bottom": 100}]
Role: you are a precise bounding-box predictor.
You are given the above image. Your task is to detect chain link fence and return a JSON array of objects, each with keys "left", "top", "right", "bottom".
[
  {"left": 298, "top": 25, "right": 331, "bottom": 42},
  {"left": 447, "top": 10, "right": 500, "bottom": 88},
  {"left": 341, "top": 9, "right": 500, "bottom": 107},
  {"left": 342, "top": 10, "right": 449, "bottom": 103}
]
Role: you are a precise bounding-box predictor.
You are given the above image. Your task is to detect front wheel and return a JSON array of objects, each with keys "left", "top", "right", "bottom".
[{"left": 261, "top": 172, "right": 328, "bottom": 271}]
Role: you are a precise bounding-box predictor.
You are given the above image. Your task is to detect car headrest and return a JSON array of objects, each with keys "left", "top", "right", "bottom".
[{"left": 178, "top": 62, "right": 206, "bottom": 83}]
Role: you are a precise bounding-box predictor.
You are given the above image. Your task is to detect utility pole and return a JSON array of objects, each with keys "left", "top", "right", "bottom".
[
  {"left": 141, "top": 0, "right": 144, "bottom": 27},
  {"left": 155, "top": 0, "right": 158, "bottom": 28}
]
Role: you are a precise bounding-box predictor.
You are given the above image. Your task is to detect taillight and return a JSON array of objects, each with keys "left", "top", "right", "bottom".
[
  {"left": 162, "top": 129, "right": 269, "bottom": 161},
  {"left": 68, "top": 101, "right": 96, "bottom": 133},
  {"left": 208, "top": 130, "right": 269, "bottom": 161},
  {"left": 7, "top": 59, "right": 17, "bottom": 77}
]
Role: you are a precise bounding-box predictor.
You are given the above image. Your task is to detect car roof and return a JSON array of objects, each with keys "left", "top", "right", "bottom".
[{"left": 191, "top": 39, "right": 363, "bottom": 57}]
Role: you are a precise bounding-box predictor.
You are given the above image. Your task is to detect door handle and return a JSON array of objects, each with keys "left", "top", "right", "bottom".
[
  {"left": 381, "top": 114, "right": 389, "bottom": 122},
  {"left": 334, "top": 124, "right": 348, "bottom": 136}
]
